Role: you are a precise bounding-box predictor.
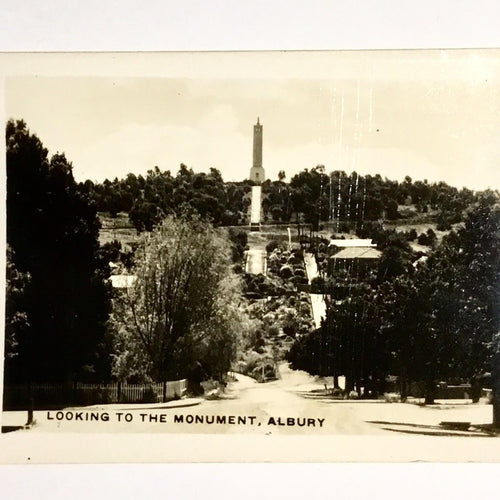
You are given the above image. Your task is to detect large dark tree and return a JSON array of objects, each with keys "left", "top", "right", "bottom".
[{"left": 5, "top": 119, "right": 112, "bottom": 384}]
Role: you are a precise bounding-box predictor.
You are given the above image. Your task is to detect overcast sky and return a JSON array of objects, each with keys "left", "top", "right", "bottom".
[{"left": 5, "top": 51, "right": 500, "bottom": 191}]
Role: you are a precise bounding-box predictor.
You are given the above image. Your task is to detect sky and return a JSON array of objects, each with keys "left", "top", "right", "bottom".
[{"left": 4, "top": 51, "right": 500, "bottom": 191}]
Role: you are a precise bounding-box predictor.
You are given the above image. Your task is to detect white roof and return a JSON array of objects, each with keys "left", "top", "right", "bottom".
[
  {"left": 329, "top": 239, "right": 376, "bottom": 248},
  {"left": 332, "top": 247, "right": 382, "bottom": 259},
  {"left": 110, "top": 275, "right": 137, "bottom": 288}
]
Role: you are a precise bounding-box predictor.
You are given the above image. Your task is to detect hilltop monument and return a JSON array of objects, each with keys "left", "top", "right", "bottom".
[{"left": 249, "top": 117, "right": 265, "bottom": 183}]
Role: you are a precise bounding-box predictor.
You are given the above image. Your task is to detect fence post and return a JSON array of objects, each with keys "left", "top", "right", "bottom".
[{"left": 117, "top": 381, "right": 122, "bottom": 403}]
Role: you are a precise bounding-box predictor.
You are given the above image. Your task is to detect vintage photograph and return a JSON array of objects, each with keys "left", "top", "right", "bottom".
[{"left": 1, "top": 50, "right": 499, "bottom": 460}]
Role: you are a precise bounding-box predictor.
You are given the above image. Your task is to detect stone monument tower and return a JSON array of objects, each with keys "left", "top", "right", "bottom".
[{"left": 249, "top": 117, "right": 265, "bottom": 183}]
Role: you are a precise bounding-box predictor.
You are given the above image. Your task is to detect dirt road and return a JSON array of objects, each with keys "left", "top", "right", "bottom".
[{"left": 5, "top": 363, "right": 492, "bottom": 437}]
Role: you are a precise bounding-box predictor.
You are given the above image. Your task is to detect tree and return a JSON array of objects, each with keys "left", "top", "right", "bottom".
[
  {"left": 287, "top": 326, "right": 335, "bottom": 378},
  {"left": 5, "top": 119, "right": 112, "bottom": 384},
  {"left": 453, "top": 201, "right": 500, "bottom": 407},
  {"left": 5, "top": 246, "right": 30, "bottom": 364},
  {"left": 110, "top": 214, "right": 245, "bottom": 395},
  {"left": 385, "top": 199, "right": 399, "bottom": 220},
  {"left": 399, "top": 200, "right": 500, "bottom": 404}
]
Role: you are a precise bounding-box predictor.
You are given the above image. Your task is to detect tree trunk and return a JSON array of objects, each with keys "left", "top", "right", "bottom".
[
  {"left": 400, "top": 376, "right": 408, "bottom": 402},
  {"left": 424, "top": 378, "right": 436, "bottom": 405},
  {"left": 470, "top": 377, "right": 481, "bottom": 403},
  {"left": 344, "top": 374, "right": 354, "bottom": 396}
]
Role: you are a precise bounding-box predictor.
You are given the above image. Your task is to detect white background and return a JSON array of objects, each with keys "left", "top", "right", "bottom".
[
  {"left": 1, "top": 1, "right": 500, "bottom": 499},
  {"left": 2, "top": 0, "right": 500, "bottom": 51}
]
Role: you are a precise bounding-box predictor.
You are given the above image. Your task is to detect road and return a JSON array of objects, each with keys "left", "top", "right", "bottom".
[
  {"left": 1, "top": 364, "right": 375, "bottom": 435},
  {"left": 4, "top": 363, "right": 492, "bottom": 436}
]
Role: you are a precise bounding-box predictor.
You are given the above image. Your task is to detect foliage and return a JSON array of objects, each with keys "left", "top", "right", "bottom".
[
  {"left": 110, "top": 214, "right": 247, "bottom": 384},
  {"left": 227, "top": 228, "right": 248, "bottom": 263},
  {"left": 84, "top": 165, "right": 251, "bottom": 231},
  {"left": 5, "top": 119, "right": 112, "bottom": 383},
  {"left": 288, "top": 198, "right": 500, "bottom": 403},
  {"left": 265, "top": 239, "right": 281, "bottom": 253},
  {"left": 417, "top": 228, "right": 437, "bottom": 246},
  {"left": 5, "top": 246, "right": 30, "bottom": 362},
  {"left": 82, "top": 159, "right": 492, "bottom": 235}
]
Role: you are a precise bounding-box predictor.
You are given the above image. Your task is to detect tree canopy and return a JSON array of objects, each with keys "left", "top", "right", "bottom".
[
  {"left": 82, "top": 160, "right": 490, "bottom": 233},
  {"left": 5, "top": 119, "right": 112, "bottom": 384},
  {"left": 288, "top": 199, "right": 500, "bottom": 404},
  {"left": 110, "top": 214, "right": 246, "bottom": 386}
]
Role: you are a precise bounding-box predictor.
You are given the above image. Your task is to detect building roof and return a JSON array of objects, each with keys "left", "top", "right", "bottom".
[
  {"left": 331, "top": 247, "right": 382, "bottom": 260},
  {"left": 110, "top": 275, "right": 137, "bottom": 288},
  {"left": 328, "top": 239, "right": 376, "bottom": 248}
]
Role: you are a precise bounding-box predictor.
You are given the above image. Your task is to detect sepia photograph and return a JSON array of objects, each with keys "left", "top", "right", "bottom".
[{"left": 1, "top": 49, "right": 499, "bottom": 463}]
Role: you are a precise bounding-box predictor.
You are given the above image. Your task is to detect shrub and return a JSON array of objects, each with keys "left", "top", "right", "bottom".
[
  {"left": 293, "top": 268, "right": 306, "bottom": 278},
  {"left": 339, "top": 222, "right": 351, "bottom": 233},
  {"left": 288, "top": 255, "right": 302, "bottom": 265},
  {"left": 279, "top": 265, "right": 294, "bottom": 279},
  {"left": 266, "top": 240, "right": 280, "bottom": 253},
  {"left": 406, "top": 228, "right": 418, "bottom": 241},
  {"left": 310, "top": 276, "right": 325, "bottom": 293},
  {"left": 417, "top": 232, "right": 429, "bottom": 245},
  {"left": 437, "top": 219, "right": 452, "bottom": 231}
]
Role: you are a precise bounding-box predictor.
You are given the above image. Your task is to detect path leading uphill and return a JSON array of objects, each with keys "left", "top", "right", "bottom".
[
  {"left": 304, "top": 252, "right": 327, "bottom": 329},
  {"left": 245, "top": 185, "right": 266, "bottom": 275},
  {"left": 250, "top": 185, "right": 261, "bottom": 225}
]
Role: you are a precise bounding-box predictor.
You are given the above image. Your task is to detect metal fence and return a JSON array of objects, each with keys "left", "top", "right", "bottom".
[{"left": 3, "top": 380, "right": 187, "bottom": 410}]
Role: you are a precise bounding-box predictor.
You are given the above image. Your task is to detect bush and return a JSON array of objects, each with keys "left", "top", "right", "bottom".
[
  {"left": 279, "top": 264, "right": 294, "bottom": 279},
  {"left": 339, "top": 222, "right": 351, "bottom": 233},
  {"left": 267, "top": 325, "right": 280, "bottom": 338},
  {"left": 228, "top": 228, "right": 248, "bottom": 263},
  {"left": 418, "top": 228, "right": 437, "bottom": 246},
  {"left": 266, "top": 240, "right": 280, "bottom": 253},
  {"left": 437, "top": 219, "right": 452, "bottom": 231},
  {"left": 288, "top": 254, "right": 302, "bottom": 265},
  {"left": 293, "top": 268, "right": 306, "bottom": 278},
  {"left": 406, "top": 228, "right": 418, "bottom": 241},
  {"left": 417, "top": 232, "right": 429, "bottom": 245},
  {"left": 310, "top": 276, "right": 325, "bottom": 293}
]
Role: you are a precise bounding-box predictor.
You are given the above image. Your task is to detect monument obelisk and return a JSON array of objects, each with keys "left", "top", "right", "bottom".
[{"left": 249, "top": 117, "right": 265, "bottom": 183}]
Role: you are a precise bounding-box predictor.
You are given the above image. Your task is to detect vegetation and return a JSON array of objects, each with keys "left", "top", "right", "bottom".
[
  {"left": 5, "top": 120, "right": 112, "bottom": 384},
  {"left": 288, "top": 199, "right": 500, "bottom": 405},
  {"left": 109, "top": 214, "right": 248, "bottom": 395},
  {"left": 5, "top": 117, "right": 500, "bottom": 425},
  {"left": 80, "top": 165, "right": 252, "bottom": 230},
  {"left": 82, "top": 162, "right": 490, "bottom": 234}
]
